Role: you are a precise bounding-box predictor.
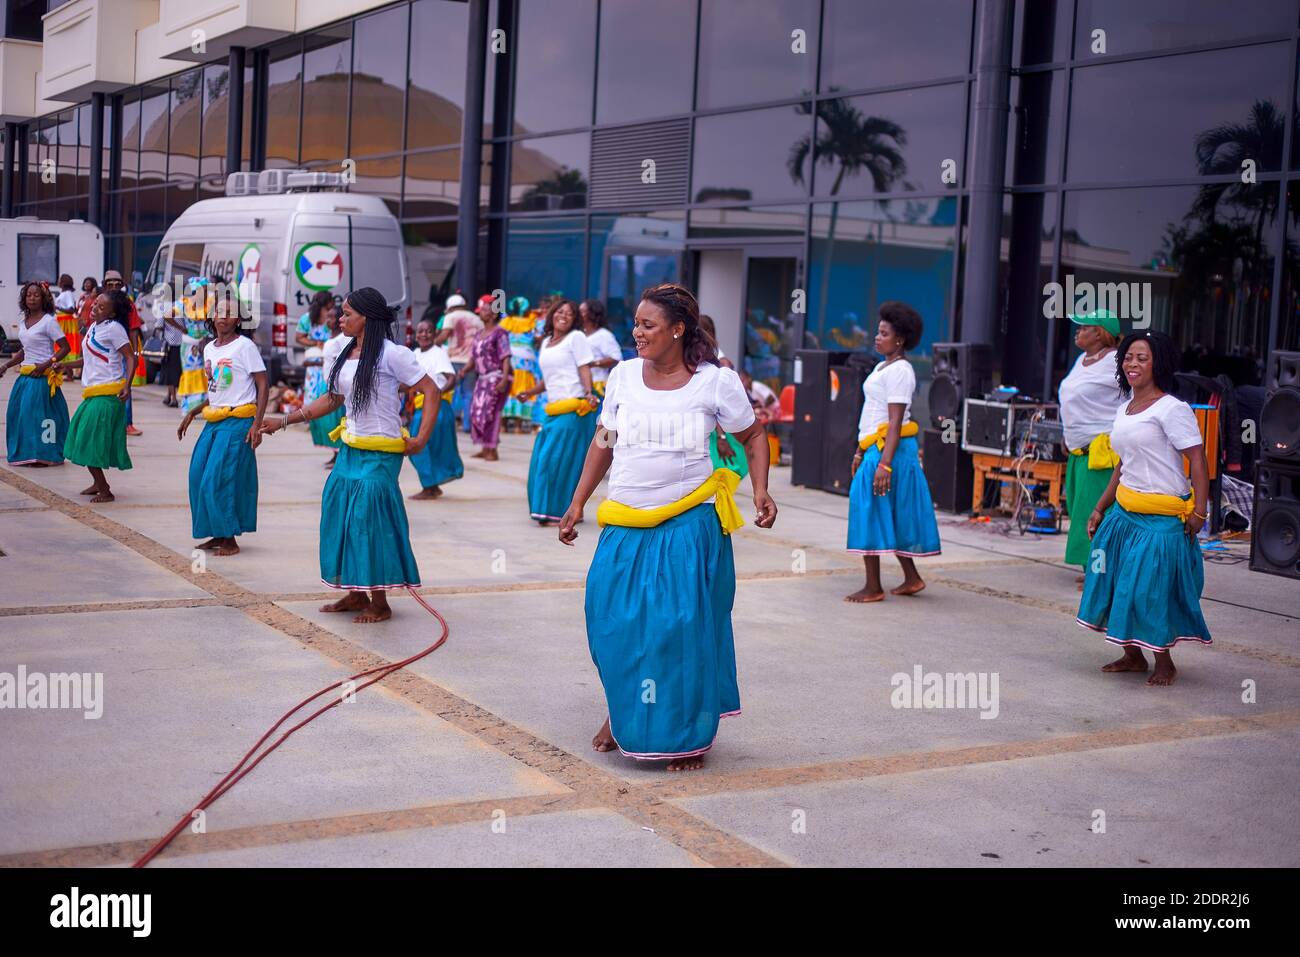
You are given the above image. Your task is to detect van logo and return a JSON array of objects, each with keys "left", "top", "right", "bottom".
[
  {"left": 295, "top": 242, "right": 344, "bottom": 291},
  {"left": 236, "top": 244, "right": 261, "bottom": 303}
]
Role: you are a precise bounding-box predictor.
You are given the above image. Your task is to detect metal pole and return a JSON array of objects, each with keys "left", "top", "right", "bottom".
[
  {"left": 1, "top": 122, "right": 16, "bottom": 218},
  {"left": 227, "top": 46, "right": 246, "bottom": 176},
  {"left": 88, "top": 92, "right": 105, "bottom": 225},
  {"left": 457, "top": 0, "right": 489, "bottom": 297},
  {"left": 958, "top": 0, "right": 1014, "bottom": 349}
]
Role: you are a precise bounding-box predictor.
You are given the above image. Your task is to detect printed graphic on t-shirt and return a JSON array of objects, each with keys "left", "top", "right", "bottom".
[{"left": 206, "top": 358, "right": 234, "bottom": 393}]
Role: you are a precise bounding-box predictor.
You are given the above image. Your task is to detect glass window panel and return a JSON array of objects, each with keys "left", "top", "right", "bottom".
[
  {"left": 302, "top": 31, "right": 351, "bottom": 166},
  {"left": 1074, "top": 0, "right": 1295, "bottom": 59},
  {"left": 403, "top": 220, "right": 459, "bottom": 323},
  {"left": 694, "top": 106, "right": 809, "bottom": 205},
  {"left": 352, "top": 155, "right": 402, "bottom": 215},
  {"left": 403, "top": 149, "right": 465, "bottom": 218},
  {"left": 120, "top": 93, "right": 141, "bottom": 189},
  {"left": 201, "top": 64, "right": 229, "bottom": 179},
  {"left": 170, "top": 71, "right": 202, "bottom": 182},
  {"left": 408, "top": 0, "right": 470, "bottom": 150},
  {"left": 267, "top": 41, "right": 302, "bottom": 168},
  {"left": 513, "top": 0, "right": 595, "bottom": 134},
  {"left": 166, "top": 181, "right": 197, "bottom": 224},
  {"left": 77, "top": 104, "right": 92, "bottom": 174},
  {"left": 698, "top": 0, "right": 817, "bottom": 109},
  {"left": 137, "top": 187, "right": 167, "bottom": 234},
  {"left": 139, "top": 88, "right": 169, "bottom": 186},
  {"left": 242, "top": 64, "right": 254, "bottom": 169},
  {"left": 484, "top": 0, "right": 502, "bottom": 137},
  {"left": 1068, "top": 44, "right": 1291, "bottom": 182},
  {"left": 57, "top": 110, "right": 76, "bottom": 195},
  {"left": 198, "top": 177, "right": 224, "bottom": 205},
  {"left": 112, "top": 189, "right": 136, "bottom": 237},
  {"left": 596, "top": 0, "right": 696, "bottom": 125},
  {"left": 351, "top": 5, "right": 408, "bottom": 158},
  {"left": 510, "top": 132, "right": 589, "bottom": 211},
  {"left": 1062, "top": 185, "right": 1278, "bottom": 382},
  {"left": 808, "top": 85, "right": 965, "bottom": 197},
  {"left": 588, "top": 212, "right": 686, "bottom": 342},
  {"left": 505, "top": 217, "right": 586, "bottom": 303},
  {"left": 1281, "top": 183, "right": 1300, "bottom": 352},
  {"left": 1004, "top": 192, "right": 1061, "bottom": 390},
  {"left": 1006, "top": 71, "right": 1064, "bottom": 185},
  {"left": 687, "top": 204, "right": 806, "bottom": 239},
  {"left": 821, "top": 0, "right": 972, "bottom": 93},
  {"left": 28, "top": 124, "right": 44, "bottom": 204},
  {"left": 1013, "top": 0, "right": 1072, "bottom": 66},
  {"left": 100, "top": 100, "right": 111, "bottom": 190}
]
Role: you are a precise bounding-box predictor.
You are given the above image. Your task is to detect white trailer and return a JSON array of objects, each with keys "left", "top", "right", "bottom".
[{"left": 0, "top": 217, "right": 103, "bottom": 345}]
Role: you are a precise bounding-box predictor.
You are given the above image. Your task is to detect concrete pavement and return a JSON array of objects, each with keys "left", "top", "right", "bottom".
[{"left": 1, "top": 375, "right": 1297, "bottom": 867}]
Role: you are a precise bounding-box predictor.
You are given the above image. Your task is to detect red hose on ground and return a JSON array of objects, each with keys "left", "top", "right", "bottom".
[{"left": 133, "top": 587, "right": 449, "bottom": 867}]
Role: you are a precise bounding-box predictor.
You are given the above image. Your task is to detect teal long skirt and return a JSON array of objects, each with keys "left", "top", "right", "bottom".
[
  {"left": 189, "top": 416, "right": 259, "bottom": 539},
  {"left": 309, "top": 406, "right": 344, "bottom": 448},
  {"left": 64, "top": 394, "right": 132, "bottom": 471},
  {"left": 846, "top": 436, "right": 941, "bottom": 556},
  {"left": 527, "top": 408, "right": 596, "bottom": 522},
  {"left": 586, "top": 503, "right": 740, "bottom": 760},
  {"left": 408, "top": 404, "right": 464, "bottom": 488},
  {"left": 1064, "top": 452, "right": 1114, "bottom": 568},
  {"left": 1077, "top": 503, "right": 1212, "bottom": 651},
  {"left": 6, "top": 372, "right": 68, "bottom": 464},
  {"left": 319, "top": 444, "right": 421, "bottom": 590}
]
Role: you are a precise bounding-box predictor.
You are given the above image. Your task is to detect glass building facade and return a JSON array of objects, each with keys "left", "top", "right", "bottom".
[{"left": 7, "top": 0, "right": 1300, "bottom": 398}]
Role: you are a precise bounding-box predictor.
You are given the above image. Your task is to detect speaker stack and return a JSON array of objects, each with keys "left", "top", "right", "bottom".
[
  {"left": 923, "top": 342, "right": 993, "bottom": 512},
  {"left": 1250, "top": 350, "right": 1300, "bottom": 579},
  {"left": 791, "top": 350, "right": 878, "bottom": 494}
]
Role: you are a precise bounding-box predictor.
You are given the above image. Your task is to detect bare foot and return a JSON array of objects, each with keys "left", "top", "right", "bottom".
[
  {"left": 1074, "top": 574, "right": 1085, "bottom": 584},
  {"left": 354, "top": 599, "right": 392, "bottom": 624},
  {"left": 409, "top": 486, "right": 442, "bottom": 500},
  {"left": 80, "top": 485, "right": 98, "bottom": 495},
  {"left": 26, "top": 461, "right": 50, "bottom": 468},
  {"left": 1102, "top": 648, "right": 1148, "bottom": 673},
  {"left": 844, "top": 587, "right": 886, "bottom": 603},
  {"left": 1147, "top": 654, "right": 1177, "bottom": 687},
  {"left": 196, "top": 537, "right": 222, "bottom": 550},
  {"left": 891, "top": 579, "right": 926, "bottom": 596},
  {"left": 471, "top": 449, "right": 488, "bottom": 459},
  {"left": 592, "top": 718, "right": 617, "bottom": 752},
  {"left": 212, "top": 538, "right": 240, "bottom": 556},
  {"left": 90, "top": 491, "right": 115, "bottom": 503},
  {"left": 667, "top": 755, "right": 705, "bottom": 772},
  {"left": 482, "top": 449, "right": 498, "bottom": 461},
  {"left": 321, "top": 592, "right": 370, "bottom": 614}
]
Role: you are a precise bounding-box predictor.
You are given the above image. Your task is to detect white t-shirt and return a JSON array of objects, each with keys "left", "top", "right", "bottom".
[
  {"left": 203, "top": 336, "right": 266, "bottom": 409},
  {"left": 585, "top": 328, "right": 622, "bottom": 384},
  {"left": 1059, "top": 350, "right": 1124, "bottom": 451},
  {"left": 857, "top": 357, "right": 916, "bottom": 440},
  {"left": 538, "top": 331, "right": 595, "bottom": 401},
  {"left": 53, "top": 290, "right": 78, "bottom": 313},
  {"left": 600, "top": 358, "right": 756, "bottom": 509},
  {"left": 18, "top": 313, "right": 63, "bottom": 366},
  {"left": 330, "top": 338, "right": 427, "bottom": 438},
  {"left": 1110, "top": 394, "right": 1204, "bottom": 497},
  {"left": 80, "top": 320, "right": 131, "bottom": 388},
  {"left": 412, "top": 344, "right": 455, "bottom": 391},
  {"left": 321, "top": 333, "right": 348, "bottom": 378}
]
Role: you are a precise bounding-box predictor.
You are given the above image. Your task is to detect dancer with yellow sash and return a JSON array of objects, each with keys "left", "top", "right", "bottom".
[
  {"left": 1, "top": 282, "right": 70, "bottom": 466},
  {"left": 1078, "top": 331, "right": 1211, "bottom": 686},
  {"left": 845, "top": 302, "right": 941, "bottom": 602},
  {"left": 176, "top": 297, "right": 268, "bottom": 557},
  {"left": 558, "top": 283, "right": 777, "bottom": 771},
  {"left": 1059, "top": 308, "right": 1123, "bottom": 579},
  {"left": 521, "top": 299, "right": 599, "bottom": 524},
  {"left": 406, "top": 317, "right": 463, "bottom": 499},
  {"left": 259, "top": 288, "right": 439, "bottom": 624},
  {"left": 62, "top": 290, "right": 135, "bottom": 501},
  {"left": 53, "top": 274, "right": 81, "bottom": 365}
]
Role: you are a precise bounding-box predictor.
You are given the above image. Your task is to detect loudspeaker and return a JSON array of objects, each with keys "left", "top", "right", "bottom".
[
  {"left": 1261, "top": 350, "right": 1300, "bottom": 462},
  {"left": 821, "top": 359, "right": 871, "bottom": 496},
  {"left": 1250, "top": 461, "right": 1300, "bottom": 579},
  {"left": 928, "top": 342, "right": 993, "bottom": 429},
  {"left": 792, "top": 349, "right": 850, "bottom": 488},
  {"left": 923, "top": 426, "right": 973, "bottom": 513}
]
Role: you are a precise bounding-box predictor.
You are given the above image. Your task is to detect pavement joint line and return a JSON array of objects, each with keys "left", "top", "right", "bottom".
[{"left": 0, "top": 465, "right": 781, "bottom": 869}]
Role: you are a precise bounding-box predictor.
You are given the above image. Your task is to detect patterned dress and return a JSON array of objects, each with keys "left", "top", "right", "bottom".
[
  {"left": 297, "top": 314, "right": 332, "bottom": 403},
  {"left": 500, "top": 313, "right": 541, "bottom": 422},
  {"left": 178, "top": 318, "right": 210, "bottom": 413},
  {"left": 468, "top": 325, "right": 511, "bottom": 448}
]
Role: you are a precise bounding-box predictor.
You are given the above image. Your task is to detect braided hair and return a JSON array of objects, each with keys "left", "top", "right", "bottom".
[
  {"left": 639, "top": 283, "right": 717, "bottom": 371},
  {"left": 327, "top": 287, "right": 395, "bottom": 414}
]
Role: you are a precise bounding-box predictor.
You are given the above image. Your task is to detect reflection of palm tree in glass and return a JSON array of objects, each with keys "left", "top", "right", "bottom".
[
  {"left": 789, "top": 95, "right": 908, "bottom": 339},
  {"left": 521, "top": 168, "right": 588, "bottom": 210}
]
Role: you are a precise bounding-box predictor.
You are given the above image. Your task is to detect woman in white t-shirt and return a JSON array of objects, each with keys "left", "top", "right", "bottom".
[
  {"left": 405, "top": 317, "right": 463, "bottom": 499},
  {"left": 61, "top": 290, "right": 136, "bottom": 501},
  {"left": 580, "top": 298, "right": 622, "bottom": 395},
  {"left": 1058, "top": 309, "right": 1124, "bottom": 576},
  {"left": 0, "top": 282, "right": 70, "bottom": 466},
  {"left": 845, "top": 302, "right": 941, "bottom": 602},
  {"left": 175, "top": 297, "right": 268, "bottom": 557},
  {"left": 517, "top": 299, "right": 599, "bottom": 524},
  {"left": 557, "top": 283, "right": 777, "bottom": 771},
  {"left": 1078, "top": 331, "right": 1212, "bottom": 686},
  {"left": 260, "top": 288, "right": 439, "bottom": 624}
]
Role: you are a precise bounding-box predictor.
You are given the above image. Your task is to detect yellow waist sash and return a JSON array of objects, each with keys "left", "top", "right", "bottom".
[
  {"left": 858, "top": 419, "right": 919, "bottom": 451},
  {"left": 1115, "top": 484, "right": 1195, "bottom": 521},
  {"left": 545, "top": 396, "right": 595, "bottom": 417},
  {"left": 19, "top": 364, "right": 64, "bottom": 396},
  {"left": 1070, "top": 432, "right": 1119, "bottom": 470},
  {"left": 82, "top": 379, "right": 126, "bottom": 399},
  {"left": 412, "top": 391, "right": 454, "bottom": 409},
  {"left": 202, "top": 403, "right": 257, "bottom": 422},
  {"left": 327, "top": 416, "right": 409, "bottom": 453},
  {"left": 597, "top": 467, "right": 744, "bottom": 536}
]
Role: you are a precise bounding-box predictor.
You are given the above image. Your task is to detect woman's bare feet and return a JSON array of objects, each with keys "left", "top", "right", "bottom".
[
  {"left": 90, "top": 491, "right": 114, "bottom": 503},
  {"left": 471, "top": 449, "right": 488, "bottom": 458},
  {"left": 1102, "top": 647, "right": 1148, "bottom": 674},
  {"left": 321, "top": 591, "right": 370, "bottom": 614},
  {"left": 844, "top": 587, "right": 885, "bottom": 603},
  {"left": 212, "top": 537, "right": 240, "bottom": 556},
  {"left": 354, "top": 592, "right": 391, "bottom": 623},
  {"left": 482, "top": 448, "right": 498, "bottom": 461},
  {"left": 409, "top": 486, "right": 442, "bottom": 500},
  {"left": 196, "top": 537, "right": 222, "bottom": 550},
  {"left": 592, "top": 718, "right": 617, "bottom": 752},
  {"left": 667, "top": 755, "right": 705, "bottom": 772},
  {"left": 891, "top": 578, "right": 926, "bottom": 596},
  {"left": 1147, "top": 653, "right": 1177, "bottom": 687},
  {"left": 80, "top": 485, "right": 98, "bottom": 495}
]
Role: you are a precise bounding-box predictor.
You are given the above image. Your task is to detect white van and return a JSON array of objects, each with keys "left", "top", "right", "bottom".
[
  {"left": 137, "top": 170, "right": 410, "bottom": 384},
  {"left": 0, "top": 217, "right": 103, "bottom": 347}
]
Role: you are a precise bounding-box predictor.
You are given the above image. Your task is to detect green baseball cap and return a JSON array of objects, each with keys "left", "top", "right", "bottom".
[{"left": 1068, "top": 308, "right": 1121, "bottom": 338}]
